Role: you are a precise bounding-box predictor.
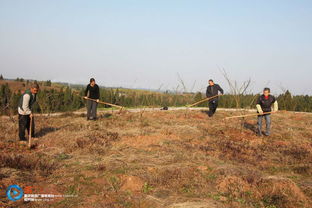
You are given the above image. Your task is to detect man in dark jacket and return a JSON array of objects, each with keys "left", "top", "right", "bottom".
[
  {"left": 206, "top": 79, "right": 224, "bottom": 117},
  {"left": 84, "top": 78, "right": 100, "bottom": 120},
  {"left": 18, "top": 83, "right": 39, "bottom": 142},
  {"left": 256, "top": 88, "right": 278, "bottom": 136}
]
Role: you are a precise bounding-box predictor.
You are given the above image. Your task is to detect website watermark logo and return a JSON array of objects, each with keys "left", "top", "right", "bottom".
[
  {"left": 6, "top": 184, "right": 24, "bottom": 201},
  {"left": 5, "top": 184, "right": 78, "bottom": 202}
]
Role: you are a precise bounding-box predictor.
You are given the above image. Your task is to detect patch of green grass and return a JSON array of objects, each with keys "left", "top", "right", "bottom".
[
  {"left": 207, "top": 192, "right": 222, "bottom": 201},
  {"left": 66, "top": 184, "right": 78, "bottom": 195},
  {"left": 181, "top": 186, "right": 191, "bottom": 193},
  {"left": 142, "top": 182, "right": 153, "bottom": 193},
  {"left": 54, "top": 198, "right": 81, "bottom": 208},
  {"left": 235, "top": 197, "right": 246, "bottom": 204},
  {"left": 206, "top": 173, "right": 217, "bottom": 181},
  {"left": 160, "top": 140, "right": 172, "bottom": 145},
  {"left": 262, "top": 194, "right": 284, "bottom": 208},
  {"left": 111, "top": 167, "right": 128, "bottom": 175},
  {"left": 83, "top": 164, "right": 96, "bottom": 171},
  {"left": 55, "top": 153, "right": 72, "bottom": 161},
  {"left": 107, "top": 175, "right": 120, "bottom": 192},
  {"left": 265, "top": 165, "right": 291, "bottom": 174}
]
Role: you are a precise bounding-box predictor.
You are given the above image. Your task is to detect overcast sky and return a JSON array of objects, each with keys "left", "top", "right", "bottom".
[{"left": 0, "top": 0, "right": 311, "bottom": 95}]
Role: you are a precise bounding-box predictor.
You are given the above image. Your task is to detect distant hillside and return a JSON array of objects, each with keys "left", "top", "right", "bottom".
[{"left": 0, "top": 79, "right": 62, "bottom": 93}]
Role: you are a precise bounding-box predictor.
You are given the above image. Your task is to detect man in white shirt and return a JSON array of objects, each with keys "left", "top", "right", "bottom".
[{"left": 18, "top": 83, "right": 39, "bottom": 142}]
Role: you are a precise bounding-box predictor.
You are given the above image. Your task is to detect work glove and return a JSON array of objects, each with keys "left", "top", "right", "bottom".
[
  {"left": 273, "top": 101, "right": 278, "bottom": 112},
  {"left": 256, "top": 104, "right": 263, "bottom": 115}
]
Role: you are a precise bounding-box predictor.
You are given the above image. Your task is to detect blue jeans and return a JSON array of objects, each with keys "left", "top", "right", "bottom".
[{"left": 257, "top": 114, "right": 271, "bottom": 135}]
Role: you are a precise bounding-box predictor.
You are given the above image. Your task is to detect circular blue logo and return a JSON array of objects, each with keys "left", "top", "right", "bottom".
[{"left": 6, "top": 185, "right": 24, "bottom": 201}]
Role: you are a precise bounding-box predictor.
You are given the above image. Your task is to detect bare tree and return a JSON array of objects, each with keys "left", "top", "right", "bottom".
[{"left": 220, "top": 68, "right": 252, "bottom": 108}]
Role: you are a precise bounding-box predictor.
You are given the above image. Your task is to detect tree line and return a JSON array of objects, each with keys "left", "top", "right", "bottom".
[{"left": 0, "top": 80, "right": 311, "bottom": 115}]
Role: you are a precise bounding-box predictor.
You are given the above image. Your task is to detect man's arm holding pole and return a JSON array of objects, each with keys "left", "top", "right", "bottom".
[
  {"left": 187, "top": 94, "right": 223, "bottom": 107},
  {"left": 224, "top": 110, "right": 280, "bottom": 120},
  {"left": 83, "top": 97, "right": 124, "bottom": 109}
]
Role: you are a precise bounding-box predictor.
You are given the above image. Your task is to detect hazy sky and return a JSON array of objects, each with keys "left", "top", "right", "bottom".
[{"left": 0, "top": 0, "right": 311, "bottom": 95}]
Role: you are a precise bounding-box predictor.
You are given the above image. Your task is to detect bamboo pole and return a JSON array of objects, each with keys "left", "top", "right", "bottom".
[
  {"left": 187, "top": 94, "right": 223, "bottom": 107},
  {"left": 28, "top": 115, "right": 33, "bottom": 148},
  {"left": 83, "top": 97, "right": 124, "bottom": 109},
  {"left": 224, "top": 111, "right": 278, "bottom": 120}
]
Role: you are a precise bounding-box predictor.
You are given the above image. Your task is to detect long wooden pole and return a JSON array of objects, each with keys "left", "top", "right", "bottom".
[
  {"left": 83, "top": 97, "right": 124, "bottom": 109},
  {"left": 187, "top": 94, "right": 223, "bottom": 107},
  {"left": 28, "top": 115, "right": 32, "bottom": 148},
  {"left": 224, "top": 111, "right": 278, "bottom": 120}
]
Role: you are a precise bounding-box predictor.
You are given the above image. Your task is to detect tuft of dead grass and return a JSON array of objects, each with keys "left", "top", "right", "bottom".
[{"left": 0, "top": 153, "right": 58, "bottom": 176}]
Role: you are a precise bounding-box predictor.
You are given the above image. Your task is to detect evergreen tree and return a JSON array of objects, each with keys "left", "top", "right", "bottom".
[
  {"left": 45, "top": 80, "right": 52, "bottom": 86},
  {"left": 278, "top": 90, "right": 295, "bottom": 111},
  {"left": 0, "top": 83, "right": 11, "bottom": 115}
]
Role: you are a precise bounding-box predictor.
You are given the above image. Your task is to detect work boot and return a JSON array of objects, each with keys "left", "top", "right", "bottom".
[{"left": 19, "top": 137, "right": 27, "bottom": 141}]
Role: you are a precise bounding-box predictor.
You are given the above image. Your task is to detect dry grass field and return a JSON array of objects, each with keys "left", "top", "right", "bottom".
[{"left": 1, "top": 109, "right": 312, "bottom": 208}]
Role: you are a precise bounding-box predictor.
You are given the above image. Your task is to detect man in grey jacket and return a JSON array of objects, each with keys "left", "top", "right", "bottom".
[{"left": 18, "top": 83, "right": 39, "bottom": 142}]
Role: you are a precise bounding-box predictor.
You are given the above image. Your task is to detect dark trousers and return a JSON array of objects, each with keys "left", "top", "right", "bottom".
[
  {"left": 18, "top": 114, "right": 35, "bottom": 141},
  {"left": 87, "top": 100, "right": 98, "bottom": 119},
  {"left": 208, "top": 100, "right": 218, "bottom": 117}
]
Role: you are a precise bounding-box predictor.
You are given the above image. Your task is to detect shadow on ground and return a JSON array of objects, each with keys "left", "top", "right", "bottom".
[{"left": 36, "top": 127, "right": 61, "bottom": 138}]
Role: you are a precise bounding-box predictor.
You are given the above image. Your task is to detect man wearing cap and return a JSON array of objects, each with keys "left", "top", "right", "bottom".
[{"left": 206, "top": 79, "right": 224, "bottom": 117}]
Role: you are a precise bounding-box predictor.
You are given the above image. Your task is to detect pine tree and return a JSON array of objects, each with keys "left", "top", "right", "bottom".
[
  {"left": 278, "top": 90, "right": 295, "bottom": 111},
  {"left": 45, "top": 80, "right": 52, "bottom": 86},
  {"left": 0, "top": 83, "right": 11, "bottom": 115}
]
